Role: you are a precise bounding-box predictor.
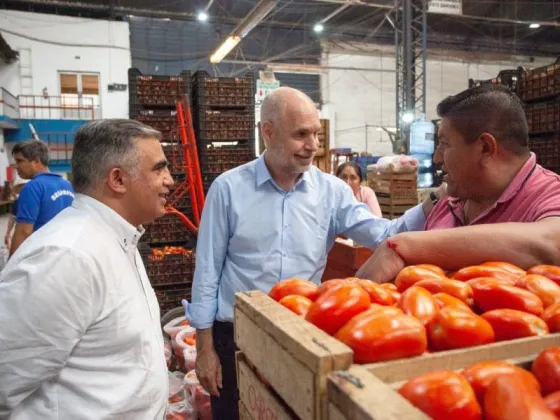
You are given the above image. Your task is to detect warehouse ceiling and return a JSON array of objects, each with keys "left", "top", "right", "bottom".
[{"left": 1, "top": 0, "right": 559, "bottom": 55}]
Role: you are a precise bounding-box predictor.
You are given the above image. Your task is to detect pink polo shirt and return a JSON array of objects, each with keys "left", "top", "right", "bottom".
[{"left": 425, "top": 153, "right": 560, "bottom": 230}]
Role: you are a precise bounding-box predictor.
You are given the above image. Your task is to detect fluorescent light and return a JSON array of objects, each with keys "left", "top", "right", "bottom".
[
  {"left": 198, "top": 12, "right": 208, "bottom": 22},
  {"left": 402, "top": 112, "right": 415, "bottom": 123},
  {"left": 210, "top": 36, "right": 241, "bottom": 64},
  {"left": 314, "top": 23, "right": 324, "bottom": 33},
  {"left": 529, "top": 23, "right": 540, "bottom": 29}
]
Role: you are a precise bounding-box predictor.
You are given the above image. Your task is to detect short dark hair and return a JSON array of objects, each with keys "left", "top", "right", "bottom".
[
  {"left": 336, "top": 161, "right": 363, "bottom": 182},
  {"left": 71, "top": 119, "right": 162, "bottom": 193},
  {"left": 437, "top": 84, "right": 529, "bottom": 155},
  {"left": 12, "top": 140, "right": 50, "bottom": 166}
]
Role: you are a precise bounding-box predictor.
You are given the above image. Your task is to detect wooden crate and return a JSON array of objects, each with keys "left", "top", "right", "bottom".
[
  {"left": 235, "top": 290, "right": 560, "bottom": 420},
  {"left": 313, "top": 155, "right": 331, "bottom": 173},
  {"left": 376, "top": 194, "right": 418, "bottom": 207},
  {"left": 317, "top": 119, "right": 330, "bottom": 158},
  {"left": 368, "top": 172, "right": 417, "bottom": 197}
]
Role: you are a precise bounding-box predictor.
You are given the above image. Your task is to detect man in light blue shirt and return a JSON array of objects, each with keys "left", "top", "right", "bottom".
[{"left": 185, "top": 87, "right": 441, "bottom": 419}]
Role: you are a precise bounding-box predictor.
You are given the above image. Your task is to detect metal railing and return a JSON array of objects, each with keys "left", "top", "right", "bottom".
[
  {"left": 37, "top": 132, "right": 76, "bottom": 164},
  {"left": 0, "top": 88, "right": 20, "bottom": 119},
  {"left": 18, "top": 95, "right": 97, "bottom": 120}
]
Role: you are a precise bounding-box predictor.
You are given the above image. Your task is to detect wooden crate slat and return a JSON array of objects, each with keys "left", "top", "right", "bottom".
[
  {"left": 237, "top": 353, "right": 295, "bottom": 420},
  {"left": 327, "top": 366, "right": 429, "bottom": 420},
  {"left": 239, "top": 401, "right": 253, "bottom": 420},
  {"left": 364, "top": 333, "right": 560, "bottom": 384}
]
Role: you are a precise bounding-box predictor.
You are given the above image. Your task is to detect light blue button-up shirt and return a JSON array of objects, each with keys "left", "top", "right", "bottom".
[{"left": 187, "top": 153, "right": 425, "bottom": 328}]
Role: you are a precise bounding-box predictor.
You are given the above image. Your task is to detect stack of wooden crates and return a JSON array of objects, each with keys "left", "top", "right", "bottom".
[
  {"left": 313, "top": 119, "right": 330, "bottom": 173},
  {"left": 367, "top": 169, "right": 419, "bottom": 219}
]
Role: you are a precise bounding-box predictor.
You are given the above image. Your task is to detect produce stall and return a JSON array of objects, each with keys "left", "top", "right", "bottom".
[{"left": 235, "top": 263, "right": 560, "bottom": 419}]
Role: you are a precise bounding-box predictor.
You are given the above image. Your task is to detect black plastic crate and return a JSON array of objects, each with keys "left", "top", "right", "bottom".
[
  {"left": 129, "top": 68, "right": 191, "bottom": 110},
  {"left": 194, "top": 107, "right": 255, "bottom": 142},
  {"left": 143, "top": 213, "right": 195, "bottom": 245},
  {"left": 518, "top": 58, "right": 560, "bottom": 102},
  {"left": 146, "top": 249, "right": 195, "bottom": 287},
  {"left": 525, "top": 98, "right": 560, "bottom": 134},
  {"left": 198, "top": 144, "right": 255, "bottom": 174},
  {"left": 202, "top": 173, "right": 221, "bottom": 193},
  {"left": 130, "top": 108, "right": 179, "bottom": 142},
  {"left": 192, "top": 71, "right": 255, "bottom": 108},
  {"left": 529, "top": 134, "right": 560, "bottom": 171},
  {"left": 154, "top": 284, "right": 193, "bottom": 314}
]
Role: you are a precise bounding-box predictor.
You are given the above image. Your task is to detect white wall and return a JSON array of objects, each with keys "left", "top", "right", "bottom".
[
  {"left": 322, "top": 41, "right": 555, "bottom": 155},
  {"left": 0, "top": 10, "right": 131, "bottom": 119}
]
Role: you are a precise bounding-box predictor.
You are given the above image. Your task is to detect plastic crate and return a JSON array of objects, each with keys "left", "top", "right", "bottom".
[
  {"left": 193, "top": 71, "right": 255, "bottom": 108},
  {"left": 130, "top": 108, "right": 179, "bottom": 142},
  {"left": 525, "top": 99, "right": 560, "bottom": 134},
  {"left": 198, "top": 144, "right": 255, "bottom": 174},
  {"left": 146, "top": 250, "right": 195, "bottom": 287},
  {"left": 128, "top": 68, "right": 191, "bottom": 109},
  {"left": 154, "top": 284, "right": 192, "bottom": 314},
  {"left": 162, "top": 143, "right": 186, "bottom": 173},
  {"left": 529, "top": 134, "right": 560, "bottom": 171},
  {"left": 202, "top": 173, "right": 221, "bottom": 193},
  {"left": 143, "top": 213, "right": 195, "bottom": 245},
  {"left": 518, "top": 58, "right": 560, "bottom": 102},
  {"left": 468, "top": 69, "right": 521, "bottom": 92},
  {"left": 194, "top": 107, "right": 255, "bottom": 142}
]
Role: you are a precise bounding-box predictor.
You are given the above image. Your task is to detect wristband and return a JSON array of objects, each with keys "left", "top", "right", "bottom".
[{"left": 386, "top": 238, "right": 407, "bottom": 263}]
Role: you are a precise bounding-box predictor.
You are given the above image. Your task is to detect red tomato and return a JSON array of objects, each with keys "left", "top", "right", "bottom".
[
  {"left": 179, "top": 320, "right": 190, "bottom": 326},
  {"left": 427, "top": 307, "right": 494, "bottom": 351},
  {"left": 544, "top": 391, "right": 560, "bottom": 417},
  {"left": 278, "top": 295, "right": 312, "bottom": 317},
  {"left": 462, "top": 360, "right": 541, "bottom": 405},
  {"left": 481, "top": 261, "right": 526, "bottom": 276},
  {"left": 532, "top": 347, "right": 560, "bottom": 396},
  {"left": 353, "top": 279, "right": 395, "bottom": 306},
  {"left": 316, "top": 278, "right": 352, "bottom": 296},
  {"left": 415, "top": 264, "right": 446, "bottom": 276},
  {"left": 368, "top": 304, "right": 403, "bottom": 316},
  {"left": 335, "top": 309, "right": 427, "bottom": 363},
  {"left": 268, "top": 278, "right": 318, "bottom": 302},
  {"left": 517, "top": 274, "right": 560, "bottom": 308},
  {"left": 484, "top": 374, "right": 557, "bottom": 420},
  {"left": 481, "top": 309, "right": 548, "bottom": 341},
  {"left": 305, "top": 283, "right": 370, "bottom": 335},
  {"left": 387, "top": 289, "right": 401, "bottom": 304},
  {"left": 542, "top": 302, "right": 560, "bottom": 333},
  {"left": 183, "top": 336, "right": 196, "bottom": 346},
  {"left": 471, "top": 282, "right": 544, "bottom": 316},
  {"left": 394, "top": 266, "right": 444, "bottom": 292},
  {"left": 466, "top": 277, "right": 513, "bottom": 288},
  {"left": 379, "top": 283, "right": 398, "bottom": 291},
  {"left": 399, "top": 370, "right": 482, "bottom": 420},
  {"left": 398, "top": 286, "right": 439, "bottom": 326},
  {"left": 452, "top": 266, "right": 518, "bottom": 285},
  {"left": 528, "top": 265, "right": 560, "bottom": 286},
  {"left": 433, "top": 293, "right": 473, "bottom": 312},
  {"left": 415, "top": 278, "right": 474, "bottom": 307}
]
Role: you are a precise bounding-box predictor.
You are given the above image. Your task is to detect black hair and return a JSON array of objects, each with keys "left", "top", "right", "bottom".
[
  {"left": 12, "top": 140, "right": 50, "bottom": 166},
  {"left": 336, "top": 161, "right": 363, "bottom": 182},
  {"left": 437, "top": 84, "right": 529, "bottom": 155}
]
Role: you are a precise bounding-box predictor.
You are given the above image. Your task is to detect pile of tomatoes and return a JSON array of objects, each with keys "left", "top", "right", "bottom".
[
  {"left": 151, "top": 246, "right": 192, "bottom": 258},
  {"left": 399, "top": 346, "right": 560, "bottom": 419},
  {"left": 268, "top": 263, "right": 560, "bottom": 364}
]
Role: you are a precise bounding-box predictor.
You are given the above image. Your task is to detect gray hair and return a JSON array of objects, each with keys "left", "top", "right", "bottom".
[
  {"left": 12, "top": 140, "right": 50, "bottom": 166},
  {"left": 71, "top": 119, "right": 162, "bottom": 193}
]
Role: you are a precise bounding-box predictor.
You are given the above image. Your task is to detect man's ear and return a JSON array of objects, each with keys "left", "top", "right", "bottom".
[
  {"left": 261, "top": 120, "right": 274, "bottom": 144},
  {"left": 478, "top": 132, "right": 498, "bottom": 164},
  {"left": 106, "top": 167, "right": 128, "bottom": 194}
]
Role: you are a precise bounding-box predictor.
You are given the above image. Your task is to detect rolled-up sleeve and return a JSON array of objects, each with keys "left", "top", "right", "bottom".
[
  {"left": 336, "top": 183, "right": 425, "bottom": 249},
  {"left": 187, "top": 181, "right": 230, "bottom": 329},
  {"left": 0, "top": 247, "right": 97, "bottom": 417}
]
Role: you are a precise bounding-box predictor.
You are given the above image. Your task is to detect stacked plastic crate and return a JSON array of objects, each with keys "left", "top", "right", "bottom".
[
  {"left": 129, "top": 68, "right": 196, "bottom": 314},
  {"left": 192, "top": 71, "right": 257, "bottom": 193},
  {"left": 517, "top": 59, "right": 560, "bottom": 174}
]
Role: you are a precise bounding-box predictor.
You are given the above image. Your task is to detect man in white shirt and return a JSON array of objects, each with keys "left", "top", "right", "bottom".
[{"left": 0, "top": 119, "right": 174, "bottom": 419}]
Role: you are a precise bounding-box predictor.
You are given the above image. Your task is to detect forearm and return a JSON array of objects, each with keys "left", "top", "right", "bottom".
[
  {"left": 392, "top": 220, "right": 560, "bottom": 270},
  {"left": 9, "top": 229, "right": 30, "bottom": 257},
  {"left": 196, "top": 328, "right": 214, "bottom": 351}
]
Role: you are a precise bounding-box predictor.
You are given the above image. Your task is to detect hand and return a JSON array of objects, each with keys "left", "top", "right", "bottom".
[
  {"left": 356, "top": 239, "right": 406, "bottom": 283},
  {"left": 4, "top": 234, "right": 10, "bottom": 248},
  {"left": 195, "top": 345, "right": 223, "bottom": 397}
]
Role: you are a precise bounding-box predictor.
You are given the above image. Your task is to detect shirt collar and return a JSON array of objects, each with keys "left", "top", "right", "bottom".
[
  {"left": 255, "top": 152, "right": 315, "bottom": 190},
  {"left": 72, "top": 193, "right": 144, "bottom": 253}
]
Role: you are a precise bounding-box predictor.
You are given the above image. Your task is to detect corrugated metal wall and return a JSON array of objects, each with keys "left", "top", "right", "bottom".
[{"left": 129, "top": 18, "right": 322, "bottom": 103}]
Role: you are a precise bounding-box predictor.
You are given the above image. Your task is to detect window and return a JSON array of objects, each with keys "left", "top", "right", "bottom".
[{"left": 59, "top": 72, "right": 100, "bottom": 119}]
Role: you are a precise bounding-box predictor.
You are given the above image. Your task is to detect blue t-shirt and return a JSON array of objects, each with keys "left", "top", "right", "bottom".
[{"left": 16, "top": 173, "right": 75, "bottom": 231}]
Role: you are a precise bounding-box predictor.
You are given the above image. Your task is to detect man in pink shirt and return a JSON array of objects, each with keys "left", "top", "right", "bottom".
[{"left": 357, "top": 84, "right": 560, "bottom": 282}]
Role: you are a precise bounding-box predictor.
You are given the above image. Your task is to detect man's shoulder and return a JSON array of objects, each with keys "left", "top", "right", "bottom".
[{"left": 211, "top": 158, "right": 257, "bottom": 189}]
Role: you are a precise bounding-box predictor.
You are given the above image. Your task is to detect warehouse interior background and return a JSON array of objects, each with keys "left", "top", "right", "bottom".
[{"left": 0, "top": 0, "right": 558, "bottom": 183}]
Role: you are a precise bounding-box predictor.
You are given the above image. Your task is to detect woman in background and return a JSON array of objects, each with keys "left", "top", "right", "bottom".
[{"left": 336, "top": 161, "right": 382, "bottom": 217}]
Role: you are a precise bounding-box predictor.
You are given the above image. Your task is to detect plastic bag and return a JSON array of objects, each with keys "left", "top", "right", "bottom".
[
  {"left": 184, "top": 369, "right": 212, "bottom": 420},
  {"left": 169, "top": 371, "right": 186, "bottom": 404},
  {"left": 163, "top": 316, "right": 191, "bottom": 340},
  {"left": 183, "top": 346, "right": 197, "bottom": 373},
  {"left": 173, "top": 327, "right": 196, "bottom": 369},
  {"left": 371, "top": 155, "right": 419, "bottom": 174},
  {"left": 165, "top": 400, "right": 195, "bottom": 420},
  {"left": 164, "top": 340, "right": 173, "bottom": 369}
]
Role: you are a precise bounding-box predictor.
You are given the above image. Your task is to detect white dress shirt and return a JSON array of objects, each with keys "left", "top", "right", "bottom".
[{"left": 0, "top": 194, "right": 168, "bottom": 420}]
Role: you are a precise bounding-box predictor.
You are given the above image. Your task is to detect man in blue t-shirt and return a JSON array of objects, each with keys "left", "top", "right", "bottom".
[{"left": 10, "top": 140, "right": 74, "bottom": 256}]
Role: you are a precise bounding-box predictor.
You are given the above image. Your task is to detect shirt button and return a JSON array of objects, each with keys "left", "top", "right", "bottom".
[
  {"left": 282, "top": 252, "right": 287, "bottom": 257},
  {"left": 284, "top": 224, "right": 288, "bottom": 228}
]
